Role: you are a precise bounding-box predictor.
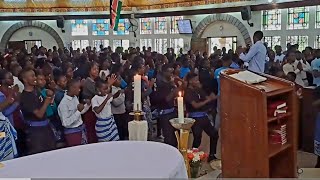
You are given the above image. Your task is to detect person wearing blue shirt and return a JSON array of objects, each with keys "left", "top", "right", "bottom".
[
  {"left": 180, "top": 58, "right": 191, "bottom": 79},
  {"left": 239, "top": 31, "right": 267, "bottom": 73},
  {"left": 311, "top": 49, "right": 320, "bottom": 87},
  {"left": 214, "top": 55, "right": 232, "bottom": 130}
]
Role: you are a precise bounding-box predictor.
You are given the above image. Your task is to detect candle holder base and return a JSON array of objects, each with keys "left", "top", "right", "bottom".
[
  {"left": 169, "top": 118, "right": 195, "bottom": 130},
  {"left": 169, "top": 118, "right": 195, "bottom": 178},
  {"left": 129, "top": 111, "right": 145, "bottom": 121}
]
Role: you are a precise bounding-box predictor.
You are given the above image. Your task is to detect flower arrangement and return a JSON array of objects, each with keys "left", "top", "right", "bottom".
[{"left": 187, "top": 148, "right": 208, "bottom": 178}]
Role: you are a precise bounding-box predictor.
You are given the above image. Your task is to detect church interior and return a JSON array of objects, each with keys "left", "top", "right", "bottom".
[{"left": 0, "top": 0, "right": 320, "bottom": 179}]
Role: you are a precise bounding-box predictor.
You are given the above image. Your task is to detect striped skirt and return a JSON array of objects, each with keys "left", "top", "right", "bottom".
[
  {"left": 0, "top": 115, "right": 17, "bottom": 161},
  {"left": 95, "top": 116, "right": 120, "bottom": 142}
]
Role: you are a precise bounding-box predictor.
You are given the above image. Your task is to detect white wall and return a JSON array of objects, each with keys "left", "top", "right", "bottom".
[
  {"left": 0, "top": 20, "right": 68, "bottom": 48},
  {"left": 0, "top": 6, "right": 320, "bottom": 51},
  {"left": 10, "top": 27, "right": 58, "bottom": 48}
]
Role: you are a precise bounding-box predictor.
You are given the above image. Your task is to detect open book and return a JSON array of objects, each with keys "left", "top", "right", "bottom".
[{"left": 229, "top": 70, "right": 267, "bottom": 84}]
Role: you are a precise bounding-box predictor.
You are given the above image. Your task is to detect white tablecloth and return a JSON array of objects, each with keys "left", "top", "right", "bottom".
[{"left": 0, "top": 141, "right": 187, "bottom": 179}]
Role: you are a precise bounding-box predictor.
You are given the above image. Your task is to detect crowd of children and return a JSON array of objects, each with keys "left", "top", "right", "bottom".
[{"left": 0, "top": 42, "right": 320, "bottom": 167}]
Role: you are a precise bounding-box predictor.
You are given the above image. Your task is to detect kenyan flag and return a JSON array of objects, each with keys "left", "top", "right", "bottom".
[{"left": 110, "top": 0, "right": 123, "bottom": 31}]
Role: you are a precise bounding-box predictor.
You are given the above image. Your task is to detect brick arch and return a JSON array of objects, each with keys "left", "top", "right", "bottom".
[
  {"left": 0, "top": 21, "right": 64, "bottom": 52},
  {"left": 191, "top": 14, "right": 252, "bottom": 50}
]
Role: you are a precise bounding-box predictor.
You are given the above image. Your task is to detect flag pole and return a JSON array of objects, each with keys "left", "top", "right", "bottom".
[{"left": 110, "top": 0, "right": 113, "bottom": 27}]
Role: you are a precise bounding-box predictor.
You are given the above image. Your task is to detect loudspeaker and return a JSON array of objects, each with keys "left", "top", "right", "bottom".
[
  {"left": 57, "top": 19, "right": 64, "bottom": 28},
  {"left": 241, "top": 6, "right": 252, "bottom": 21}
]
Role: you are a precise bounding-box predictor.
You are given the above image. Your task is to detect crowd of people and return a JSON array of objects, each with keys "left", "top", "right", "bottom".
[{"left": 0, "top": 30, "right": 320, "bottom": 168}]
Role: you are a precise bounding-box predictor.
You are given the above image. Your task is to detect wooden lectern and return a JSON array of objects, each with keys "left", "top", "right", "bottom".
[{"left": 220, "top": 69, "right": 298, "bottom": 178}]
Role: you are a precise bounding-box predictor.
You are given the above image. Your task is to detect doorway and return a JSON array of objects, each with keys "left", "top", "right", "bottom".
[
  {"left": 208, "top": 37, "right": 237, "bottom": 54},
  {"left": 25, "top": 40, "right": 42, "bottom": 53}
]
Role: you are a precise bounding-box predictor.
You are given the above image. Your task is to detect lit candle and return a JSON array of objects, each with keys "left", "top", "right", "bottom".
[
  {"left": 177, "top": 91, "right": 184, "bottom": 123},
  {"left": 133, "top": 74, "right": 142, "bottom": 112}
]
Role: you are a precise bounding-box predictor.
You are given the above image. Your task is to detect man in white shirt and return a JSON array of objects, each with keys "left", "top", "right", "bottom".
[
  {"left": 239, "top": 31, "right": 267, "bottom": 73},
  {"left": 296, "top": 51, "right": 311, "bottom": 86},
  {"left": 58, "top": 79, "right": 90, "bottom": 147},
  {"left": 274, "top": 45, "right": 285, "bottom": 63},
  {"left": 283, "top": 51, "right": 305, "bottom": 87}
]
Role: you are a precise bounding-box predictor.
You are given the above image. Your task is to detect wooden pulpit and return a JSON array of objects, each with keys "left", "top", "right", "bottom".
[{"left": 220, "top": 69, "right": 298, "bottom": 178}]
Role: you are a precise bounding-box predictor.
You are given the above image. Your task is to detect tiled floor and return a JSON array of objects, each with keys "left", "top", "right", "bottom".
[{"left": 189, "top": 132, "right": 319, "bottom": 179}]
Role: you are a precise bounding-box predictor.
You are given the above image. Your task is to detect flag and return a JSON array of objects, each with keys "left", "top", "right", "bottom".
[{"left": 110, "top": 0, "right": 123, "bottom": 31}]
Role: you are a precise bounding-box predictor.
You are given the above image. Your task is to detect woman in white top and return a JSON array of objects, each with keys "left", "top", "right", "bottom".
[{"left": 92, "top": 80, "right": 119, "bottom": 142}]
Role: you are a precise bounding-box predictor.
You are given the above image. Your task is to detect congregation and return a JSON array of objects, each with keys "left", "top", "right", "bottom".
[{"left": 0, "top": 29, "right": 320, "bottom": 169}]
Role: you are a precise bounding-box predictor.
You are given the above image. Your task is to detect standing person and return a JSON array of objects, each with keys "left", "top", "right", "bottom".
[
  {"left": 185, "top": 73, "right": 218, "bottom": 162},
  {"left": 111, "top": 73, "right": 127, "bottom": 140},
  {"left": 11, "top": 64, "right": 24, "bottom": 93},
  {"left": 61, "top": 62, "right": 74, "bottom": 82},
  {"left": 283, "top": 51, "right": 305, "bottom": 87},
  {"left": 312, "top": 50, "right": 320, "bottom": 87},
  {"left": 296, "top": 51, "right": 311, "bottom": 87},
  {"left": 58, "top": 79, "right": 90, "bottom": 147},
  {"left": 54, "top": 73, "right": 68, "bottom": 106},
  {"left": 265, "top": 50, "right": 281, "bottom": 75},
  {"left": 0, "top": 95, "right": 18, "bottom": 161},
  {"left": 274, "top": 45, "right": 285, "bottom": 63},
  {"left": 20, "top": 68, "right": 55, "bottom": 155},
  {"left": 155, "top": 64, "right": 181, "bottom": 147},
  {"left": 92, "top": 80, "right": 120, "bottom": 142},
  {"left": 0, "top": 70, "right": 19, "bottom": 126},
  {"left": 214, "top": 55, "right": 232, "bottom": 129},
  {"left": 81, "top": 62, "right": 100, "bottom": 143},
  {"left": 239, "top": 31, "right": 267, "bottom": 73},
  {"left": 180, "top": 57, "right": 191, "bottom": 79}
]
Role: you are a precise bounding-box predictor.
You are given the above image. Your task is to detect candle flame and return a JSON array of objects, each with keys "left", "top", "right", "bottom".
[{"left": 179, "top": 91, "right": 182, "bottom": 97}]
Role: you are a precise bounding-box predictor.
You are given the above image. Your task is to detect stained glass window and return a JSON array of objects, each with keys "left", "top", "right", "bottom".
[
  {"left": 72, "top": 40, "right": 89, "bottom": 50},
  {"left": 316, "top": 6, "right": 320, "bottom": 28},
  {"left": 262, "top": 10, "right": 281, "bottom": 30},
  {"left": 140, "top": 18, "right": 152, "bottom": 34},
  {"left": 288, "top": 7, "right": 309, "bottom": 30},
  {"left": 140, "top": 39, "right": 152, "bottom": 49},
  {"left": 170, "top": 16, "right": 183, "bottom": 34},
  {"left": 286, "top": 36, "right": 308, "bottom": 51},
  {"left": 113, "top": 40, "right": 129, "bottom": 51},
  {"left": 154, "top": 39, "right": 168, "bottom": 54},
  {"left": 170, "top": 38, "right": 184, "bottom": 54},
  {"left": 316, "top": 35, "right": 320, "bottom": 49},
  {"left": 263, "top": 36, "right": 281, "bottom": 49},
  {"left": 92, "top": 19, "right": 109, "bottom": 35},
  {"left": 93, "top": 40, "right": 109, "bottom": 49},
  {"left": 71, "top": 20, "right": 89, "bottom": 36},
  {"left": 154, "top": 17, "right": 167, "bottom": 34},
  {"left": 113, "top": 19, "right": 130, "bottom": 35}
]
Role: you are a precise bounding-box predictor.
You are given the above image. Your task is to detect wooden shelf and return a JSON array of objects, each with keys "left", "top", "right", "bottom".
[
  {"left": 268, "top": 112, "right": 292, "bottom": 123},
  {"left": 268, "top": 143, "right": 292, "bottom": 158}
]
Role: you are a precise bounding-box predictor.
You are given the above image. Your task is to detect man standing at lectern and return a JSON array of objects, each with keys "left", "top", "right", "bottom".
[{"left": 239, "top": 31, "right": 267, "bottom": 73}]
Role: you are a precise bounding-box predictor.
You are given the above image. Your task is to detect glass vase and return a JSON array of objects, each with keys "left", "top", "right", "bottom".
[{"left": 190, "top": 163, "right": 200, "bottom": 178}]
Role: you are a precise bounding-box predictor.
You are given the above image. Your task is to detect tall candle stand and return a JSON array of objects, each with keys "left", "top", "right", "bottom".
[
  {"left": 128, "top": 104, "right": 147, "bottom": 141},
  {"left": 169, "top": 118, "right": 195, "bottom": 178}
]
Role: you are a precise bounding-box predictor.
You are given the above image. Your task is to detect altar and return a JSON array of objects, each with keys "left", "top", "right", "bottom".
[{"left": 0, "top": 141, "right": 187, "bottom": 179}]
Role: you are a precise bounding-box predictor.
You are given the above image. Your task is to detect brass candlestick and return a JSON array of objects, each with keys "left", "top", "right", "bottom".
[
  {"left": 129, "top": 111, "right": 145, "bottom": 121},
  {"left": 169, "top": 118, "right": 195, "bottom": 178},
  {"left": 129, "top": 104, "right": 145, "bottom": 121}
]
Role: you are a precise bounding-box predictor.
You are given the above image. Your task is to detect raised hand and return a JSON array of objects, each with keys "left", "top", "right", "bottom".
[{"left": 107, "top": 74, "right": 117, "bottom": 86}]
